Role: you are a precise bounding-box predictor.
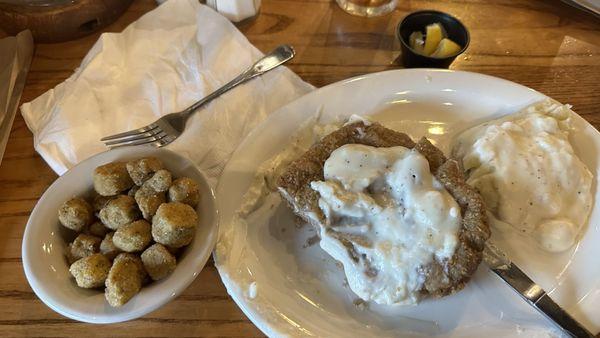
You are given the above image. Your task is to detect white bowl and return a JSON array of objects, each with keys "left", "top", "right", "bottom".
[{"left": 22, "top": 147, "right": 217, "bottom": 323}]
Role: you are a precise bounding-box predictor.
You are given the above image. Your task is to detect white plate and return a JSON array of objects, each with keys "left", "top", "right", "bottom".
[
  {"left": 23, "top": 147, "right": 217, "bottom": 323},
  {"left": 214, "top": 69, "right": 600, "bottom": 337}
]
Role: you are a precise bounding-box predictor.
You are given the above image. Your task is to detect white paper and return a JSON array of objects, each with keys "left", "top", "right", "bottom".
[{"left": 20, "top": 0, "right": 314, "bottom": 186}]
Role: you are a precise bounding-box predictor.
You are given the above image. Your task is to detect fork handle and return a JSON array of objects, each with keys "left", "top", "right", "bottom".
[{"left": 181, "top": 45, "right": 296, "bottom": 117}]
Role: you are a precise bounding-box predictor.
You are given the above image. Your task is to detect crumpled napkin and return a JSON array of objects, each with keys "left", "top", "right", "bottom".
[{"left": 20, "top": 0, "right": 314, "bottom": 186}]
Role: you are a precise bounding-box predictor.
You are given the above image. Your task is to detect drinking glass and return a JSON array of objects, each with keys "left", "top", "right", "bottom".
[{"left": 335, "top": 0, "right": 398, "bottom": 17}]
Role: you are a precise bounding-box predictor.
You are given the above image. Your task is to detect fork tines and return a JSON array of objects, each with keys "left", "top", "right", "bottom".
[{"left": 101, "top": 123, "right": 168, "bottom": 148}]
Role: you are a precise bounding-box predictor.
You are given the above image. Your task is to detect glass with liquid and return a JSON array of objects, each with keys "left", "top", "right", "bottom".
[{"left": 336, "top": 0, "right": 398, "bottom": 17}]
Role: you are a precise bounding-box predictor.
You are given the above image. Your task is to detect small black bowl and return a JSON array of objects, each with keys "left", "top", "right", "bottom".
[{"left": 397, "top": 10, "right": 470, "bottom": 68}]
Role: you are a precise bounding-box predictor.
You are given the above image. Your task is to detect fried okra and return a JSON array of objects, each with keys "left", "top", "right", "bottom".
[
  {"left": 127, "top": 185, "right": 139, "bottom": 197},
  {"left": 143, "top": 169, "right": 172, "bottom": 193},
  {"left": 92, "top": 193, "right": 116, "bottom": 213},
  {"left": 85, "top": 221, "right": 110, "bottom": 238},
  {"left": 105, "top": 253, "right": 145, "bottom": 307},
  {"left": 58, "top": 198, "right": 93, "bottom": 232},
  {"left": 126, "top": 157, "right": 164, "bottom": 186},
  {"left": 69, "top": 253, "right": 111, "bottom": 288},
  {"left": 68, "top": 234, "right": 101, "bottom": 263},
  {"left": 152, "top": 202, "right": 198, "bottom": 248},
  {"left": 141, "top": 244, "right": 176, "bottom": 281},
  {"left": 93, "top": 162, "right": 134, "bottom": 196},
  {"left": 168, "top": 177, "right": 200, "bottom": 207},
  {"left": 113, "top": 220, "right": 152, "bottom": 252},
  {"left": 135, "top": 186, "right": 166, "bottom": 220},
  {"left": 100, "top": 232, "right": 122, "bottom": 260},
  {"left": 98, "top": 195, "right": 140, "bottom": 230},
  {"left": 58, "top": 156, "right": 204, "bottom": 307}
]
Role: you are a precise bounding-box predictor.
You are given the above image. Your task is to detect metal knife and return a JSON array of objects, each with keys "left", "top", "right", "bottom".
[
  {"left": 483, "top": 241, "right": 596, "bottom": 338},
  {"left": 560, "top": 0, "right": 600, "bottom": 19}
]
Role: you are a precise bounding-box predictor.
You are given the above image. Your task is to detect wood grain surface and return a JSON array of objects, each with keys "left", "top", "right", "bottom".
[{"left": 1, "top": 0, "right": 599, "bottom": 337}]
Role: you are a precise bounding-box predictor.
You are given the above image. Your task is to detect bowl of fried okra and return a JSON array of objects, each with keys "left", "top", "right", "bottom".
[{"left": 22, "top": 147, "right": 217, "bottom": 323}]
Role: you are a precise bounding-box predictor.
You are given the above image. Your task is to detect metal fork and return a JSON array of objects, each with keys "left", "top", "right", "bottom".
[{"left": 101, "top": 45, "right": 296, "bottom": 148}]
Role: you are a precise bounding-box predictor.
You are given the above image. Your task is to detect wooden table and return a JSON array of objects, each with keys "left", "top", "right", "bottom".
[{"left": 1, "top": 0, "right": 599, "bottom": 336}]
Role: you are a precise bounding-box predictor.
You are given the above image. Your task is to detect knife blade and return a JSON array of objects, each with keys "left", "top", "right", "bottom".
[{"left": 483, "top": 241, "right": 595, "bottom": 338}]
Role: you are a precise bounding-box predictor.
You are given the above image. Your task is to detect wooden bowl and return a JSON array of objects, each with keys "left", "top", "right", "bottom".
[{"left": 0, "top": 0, "right": 134, "bottom": 43}]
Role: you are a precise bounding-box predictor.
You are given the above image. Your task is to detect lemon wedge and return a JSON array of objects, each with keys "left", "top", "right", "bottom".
[
  {"left": 409, "top": 31, "right": 425, "bottom": 54},
  {"left": 430, "top": 38, "right": 462, "bottom": 58},
  {"left": 423, "top": 23, "right": 445, "bottom": 55}
]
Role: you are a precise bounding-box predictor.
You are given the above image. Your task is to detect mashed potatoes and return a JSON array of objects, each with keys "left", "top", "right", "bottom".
[{"left": 453, "top": 100, "right": 593, "bottom": 252}]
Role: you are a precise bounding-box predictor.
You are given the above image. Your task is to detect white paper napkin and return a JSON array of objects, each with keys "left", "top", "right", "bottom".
[{"left": 20, "top": 0, "right": 314, "bottom": 186}]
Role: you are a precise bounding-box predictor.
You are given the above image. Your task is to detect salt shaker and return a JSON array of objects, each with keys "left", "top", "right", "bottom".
[
  {"left": 155, "top": 0, "right": 261, "bottom": 22},
  {"left": 205, "top": 0, "right": 261, "bottom": 22}
]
